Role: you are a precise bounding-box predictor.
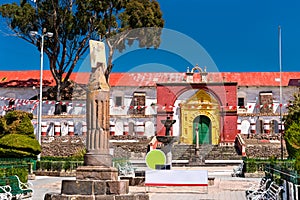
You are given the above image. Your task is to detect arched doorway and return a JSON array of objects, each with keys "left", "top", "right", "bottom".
[
  {"left": 180, "top": 89, "right": 220, "bottom": 145},
  {"left": 193, "top": 115, "right": 211, "bottom": 144}
]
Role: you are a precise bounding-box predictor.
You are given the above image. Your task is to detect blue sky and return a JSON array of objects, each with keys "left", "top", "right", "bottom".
[{"left": 0, "top": 0, "right": 300, "bottom": 72}]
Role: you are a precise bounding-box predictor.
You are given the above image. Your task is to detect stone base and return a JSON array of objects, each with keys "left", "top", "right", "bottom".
[
  {"left": 61, "top": 179, "right": 129, "bottom": 195},
  {"left": 44, "top": 192, "right": 149, "bottom": 200},
  {"left": 44, "top": 165, "right": 149, "bottom": 200},
  {"left": 76, "top": 166, "right": 118, "bottom": 180},
  {"left": 84, "top": 153, "right": 112, "bottom": 167},
  {"left": 119, "top": 177, "right": 145, "bottom": 186}
]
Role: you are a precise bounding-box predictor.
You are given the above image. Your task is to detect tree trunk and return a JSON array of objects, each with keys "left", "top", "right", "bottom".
[{"left": 54, "top": 83, "right": 62, "bottom": 115}]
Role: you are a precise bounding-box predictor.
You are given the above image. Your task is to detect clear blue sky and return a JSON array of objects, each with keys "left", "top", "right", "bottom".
[{"left": 0, "top": 0, "right": 300, "bottom": 73}]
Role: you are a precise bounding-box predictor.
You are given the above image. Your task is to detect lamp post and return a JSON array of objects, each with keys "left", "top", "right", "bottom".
[
  {"left": 278, "top": 25, "right": 284, "bottom": 160},
  {"left": 30, "top": 29, "right": 53, "bottom": 160}
]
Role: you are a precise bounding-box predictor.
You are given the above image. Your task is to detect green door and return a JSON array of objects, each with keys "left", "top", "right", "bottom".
[{"left": 193, "top": 115, "right": 211, "bottom": 144}]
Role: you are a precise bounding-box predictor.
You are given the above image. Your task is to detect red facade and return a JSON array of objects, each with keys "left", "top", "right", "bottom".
[{"left": 156, "top": 82, "right": 238, "bottom": 144}]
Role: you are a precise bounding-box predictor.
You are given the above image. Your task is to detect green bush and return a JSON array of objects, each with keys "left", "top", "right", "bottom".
[
  {"left": 244, "top": 158, "right": 296, "bottom": 173},
  {"left": 63, "top": 161, "right": 71, "bottom": 171},
  {"left": 3, "top": 111, "right": 34, "bottom": 137},
  {"left": 0, "top": 134, "right": 41, "bottom": 157},
  {"left": 0, "top": 111, "right": 41, "bottom": 158},
  {"left": 41, "top": 155, "right": 84, "bottom": 162},
  {"left": 0, "top": 165, "right": 28, "bottom": 182},
  {"left": 36, "top": 160, "right": 84, "bottom": 172},
  {"left": 51, "top": 162, "right": 63, "bottom": 171}
]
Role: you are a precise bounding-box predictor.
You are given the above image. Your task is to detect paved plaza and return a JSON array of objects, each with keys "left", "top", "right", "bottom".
[{"left": 29, "top": 166, "right": 261, "bottom": 200}]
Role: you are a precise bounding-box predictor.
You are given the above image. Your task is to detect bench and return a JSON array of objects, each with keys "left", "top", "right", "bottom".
[
  {"left": 0, "top": 175, "right": 33, "bottom": 199},
  {"left": 0, "top": 184, "right": 12, "bottom": 200},
  {"left": 116, "top": 162, "right": 135, "bottom": 177},
  {"left": 245, "top": 177, "right": 271, "bottom": 198},
  {"left": 262, "top": 182, "right": 284, "bottom": 200},
  {"left": 246, "top": 181, "right": 283, "bottom": 200},
  {"left": 231, "top": 162, "right": 244, "bottom": 177}
]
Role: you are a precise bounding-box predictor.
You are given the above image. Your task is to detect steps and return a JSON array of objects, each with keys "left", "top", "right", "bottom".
[
  {"left": 205, "top": 146, "right": 243, "bottom": 160},
  {"left": 171, "top": 144, "right": 242, "bottom": 165}
]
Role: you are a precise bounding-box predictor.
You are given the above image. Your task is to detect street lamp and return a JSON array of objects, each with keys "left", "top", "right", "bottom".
[
  {"left": 278, "top": 26, "right": 284, "bottom": 160},
  {"left": 30, "top": 29, "right": 53, "bottom": 160}
]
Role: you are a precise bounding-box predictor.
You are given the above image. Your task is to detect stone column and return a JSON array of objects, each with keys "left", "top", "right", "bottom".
[{"left": 84, "top": 89, "right": 112, "bottom": 167}]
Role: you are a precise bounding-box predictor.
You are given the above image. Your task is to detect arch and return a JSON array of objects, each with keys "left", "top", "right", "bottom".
[
  {"left": 240, "top": 120, "right": 250, "bottom": 134},
  {"left": 191, "top": 65, "right": 205, "bottom": 73},
  {"left": 256, "top": 119, "right": 264, "bottom": 134},
  {"left": 61, "top": 121, "right": 69, "bottom": 136},
  {"left": 128, "top": 122, "right": 135, "bottom": 135},
  {"left": 75, "top": 121, "right": 83, "bottom": 135},
  {"left": 172, "top": 86, "right": 224, "bottom": 108},
  {"left": 180, "top": 89, "right": 220, "bottom": 145},
  {"left": 115, "top": 120, "right": 124, "bottom": 136},
  {"left": 144, "top": 121, "right": 155, "bottom": 136},
  {"left": 270, "top": 120, "right": 279, "bottom": 134},
  {"left": 47, "top": 122, "right": 55, "bottom": 136}
]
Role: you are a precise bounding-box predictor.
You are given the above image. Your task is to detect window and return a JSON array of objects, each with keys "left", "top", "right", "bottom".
[
  {"left": 238, "top": 98, "right": 245, "bottom": 107},
  {"left": 8, "top": 100, "right": 15, "bottom": 111},
  {"left": 62, "top": 104, "right": 67, "bottom": 113},
  {"left": 115, "top": 96, "right": 122, "bottom": 107},
  {"left": 129, "top": 92, "right": 145, "bottom": 115},
  {"left": 259, "top": 91, "right": 273, "bottom": 113}
]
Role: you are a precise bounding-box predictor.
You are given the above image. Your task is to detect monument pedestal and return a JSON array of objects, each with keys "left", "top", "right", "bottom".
[
  {"left": 84, "top": 153, "right": 113, "bottom": 167},
  {"left": 44, "top": 166, "right": 149, "bottom": 200}
]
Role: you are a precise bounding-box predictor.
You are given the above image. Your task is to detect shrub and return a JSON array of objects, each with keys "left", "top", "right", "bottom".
[
  {"left": 0, "top": 134, "right": 41, "bottom": 157},
  {"left": 284, "top": 122, "right": 300, "bottom": 159},
  {"left": 0, "top": 165, "right": 28, "bottom": 182}
]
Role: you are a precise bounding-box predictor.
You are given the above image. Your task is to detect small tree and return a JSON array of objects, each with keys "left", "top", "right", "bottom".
[
  {"left": 283, "top": 93, "right": 300, "bottom": 159},
  {"left": 0, "top": 110, "right": 41, "bottom": 158}
]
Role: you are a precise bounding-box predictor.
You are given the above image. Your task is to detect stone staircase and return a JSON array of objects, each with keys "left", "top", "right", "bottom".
[
  {"left": 205, "top": 145, "right": 243, "bottom": 160},
  {"left": 171, "top": 144, "right": 242, "bottom": 164}
]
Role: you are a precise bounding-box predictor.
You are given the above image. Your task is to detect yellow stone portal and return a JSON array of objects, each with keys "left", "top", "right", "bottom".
[{"left": 180, "top": 89, "right": 220, "bottom": 145}]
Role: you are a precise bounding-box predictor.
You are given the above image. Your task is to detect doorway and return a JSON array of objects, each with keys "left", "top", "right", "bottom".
[{"left": 193, "top": 115, "right": 211, "bottom": 144}]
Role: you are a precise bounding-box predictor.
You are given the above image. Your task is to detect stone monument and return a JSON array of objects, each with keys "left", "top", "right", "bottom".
[
  {"left": 161, "top": 116, "right": 176, "bottom": 136},
  {"left": 156, "top": 116, "right": 177, "bottom": 169},
  {"left": 44, "top": 40, "right": 148, "bottom": 199}
]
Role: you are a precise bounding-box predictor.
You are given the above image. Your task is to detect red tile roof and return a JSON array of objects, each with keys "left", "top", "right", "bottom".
[
  {"left": 0, "top": 70, "right": 89, "bottom": 87},
  {"left": 109, "top": 72, "right": 300, "bottom": 87},
  {"left": 0, "top": 70, "right": 299, "bottom": 87}
]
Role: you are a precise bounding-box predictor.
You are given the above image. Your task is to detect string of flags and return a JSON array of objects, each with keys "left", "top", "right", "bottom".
[
  {"left": 0, "top": 96, "right": 293, "bottom": 112},
  {"left": 0, "top": 97, "right": 86, "bottom": 112},
  {"left": 110, "top": 103, "right": 293, "bottom": 110}
]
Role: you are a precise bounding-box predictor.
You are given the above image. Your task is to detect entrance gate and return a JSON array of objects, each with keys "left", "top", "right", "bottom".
[{"left": 193, "top": 115, "right": 211, "bottom": 144}]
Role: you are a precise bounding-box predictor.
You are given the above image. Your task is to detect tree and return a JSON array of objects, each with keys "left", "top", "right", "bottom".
[
  {"left": 283, "top": 93, "right": 300, "bottom": 159},
  {"left": 0, "top": 110, "right": 41, "bottom": 158},
  {"left": 0, "top": 0, "right": 164, "bottom": 114}
]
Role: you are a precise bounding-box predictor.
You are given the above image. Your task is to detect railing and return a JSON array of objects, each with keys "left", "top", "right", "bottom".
[
  {"left": 36, "top": 161, "right": 84, "bottom": 172},
  {"left": 235, "top": 134, "right": 246, "bottom": 157},
  {"left": 265, "top": 163, "right": 299, "bottom": 184},
  {"left": 264, "top": 163, "right": 300, "bottom": 200},
  {"left": 148, "top": 136, "right": 159, "bottom": 151}
]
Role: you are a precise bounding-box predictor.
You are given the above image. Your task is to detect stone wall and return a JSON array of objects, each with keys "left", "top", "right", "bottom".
[
  {"left": 41, "top": 136, "right": 85, "bottom": 157},
  {"left": 41, "top": 135, "right": 151, "bottom": 159}
]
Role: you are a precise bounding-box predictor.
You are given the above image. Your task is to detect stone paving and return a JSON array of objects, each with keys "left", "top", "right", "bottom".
[{"left": 30, "top": 166, "right": 261, "bottom": 200}]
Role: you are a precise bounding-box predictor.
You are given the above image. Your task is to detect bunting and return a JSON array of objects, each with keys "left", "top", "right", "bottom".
[{"left": 0, "top": 97, "right": 86, "bottom": 111}]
